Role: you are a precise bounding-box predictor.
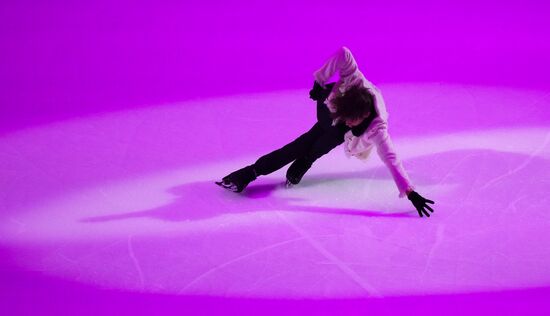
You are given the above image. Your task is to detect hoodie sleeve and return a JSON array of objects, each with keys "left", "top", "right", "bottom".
[
  {"left": 371, "top": 128, "right": 415, "bottom": 198},
  {"left": 313, "top": 46, "right": 359, "bottom": 88}
]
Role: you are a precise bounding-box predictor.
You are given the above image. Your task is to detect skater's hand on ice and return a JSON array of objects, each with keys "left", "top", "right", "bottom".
[{"left": 407, "top": 191, "right": 435, "bottom": 218}]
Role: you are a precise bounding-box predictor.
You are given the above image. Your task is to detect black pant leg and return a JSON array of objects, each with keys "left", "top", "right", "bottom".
[
  {"left": 307, "top": 123, "right": 349, "bottom": 161},
  {"left": 252, "top": 86, "right": 338, "bottom": 178},
  {"left": 285, "top": 123, "right": 349, "bottom": 183},
  {"left": 253, "top": 122, "right": 325, "bottom": 176}
]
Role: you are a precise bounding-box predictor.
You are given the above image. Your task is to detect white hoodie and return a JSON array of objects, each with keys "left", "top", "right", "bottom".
[{"left": 313, "top": 46, "right": 414, "bottom": 198}]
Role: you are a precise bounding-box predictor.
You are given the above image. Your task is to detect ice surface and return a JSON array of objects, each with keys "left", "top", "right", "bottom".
[
  {"left": 1, "top": 1, "right": 550, "bottom": 314},
  {"left": 1, "top": 84, "right": 549, "bottom": 312}
]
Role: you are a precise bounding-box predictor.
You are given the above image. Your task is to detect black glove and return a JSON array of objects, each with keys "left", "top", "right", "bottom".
[
  {"left": 309, "top": 81, "right": 328, "bottom": 101},
  {"left": 407, "top": 191, "right": 435, "bottom": 218}
]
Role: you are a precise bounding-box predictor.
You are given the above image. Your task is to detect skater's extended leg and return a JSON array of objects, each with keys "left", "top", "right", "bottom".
[
  {"left": 253, "top": 97, "right": 337, "bottom": 177},
  {"left": 217, "top": 123, "right": 324, "bottom": 192},
  {"left": 286, "top": 123, "right": 349, "bottom": 185},
  {"left": 253, "top": 122, "right": 325, "bottom": 176},
  {"left": 217, "top": 85, "right": 338, "bottom": 192}
]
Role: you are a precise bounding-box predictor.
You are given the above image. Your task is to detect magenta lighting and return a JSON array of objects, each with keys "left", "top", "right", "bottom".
[{"left": 1, "top": 1, "right": 549, "bottom": 315}]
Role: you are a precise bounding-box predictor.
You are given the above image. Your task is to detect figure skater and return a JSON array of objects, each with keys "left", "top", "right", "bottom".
[{"left": 216, "top": 46, "right": 435, "bottom": 218}]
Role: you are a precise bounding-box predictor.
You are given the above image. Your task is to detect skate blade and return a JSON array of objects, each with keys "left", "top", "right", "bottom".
[
  {"left": 215, "top": 181, "right": 239, "bottom": 192},
  {"left": 285, "top": 180, "right": 295, "bottom": 188}
]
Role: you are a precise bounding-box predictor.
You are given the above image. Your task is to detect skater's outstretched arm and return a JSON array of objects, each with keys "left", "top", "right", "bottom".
[
  {"left": 371, "top": 128, "right": 435, "bottom": 217},
  {"left": 313, "top": 46, "right": 360, "bottom": 88},
  {"left": 372, "top": 128, "right": 414, "bottom": 197}
]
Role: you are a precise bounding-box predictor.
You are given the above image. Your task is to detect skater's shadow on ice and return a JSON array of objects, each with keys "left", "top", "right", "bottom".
[
  {"left": 80, "top": 176, "right": 414, "bottom": 224},
  {"left": 80, "top": 148, "right": 550, "bottom": 224}
]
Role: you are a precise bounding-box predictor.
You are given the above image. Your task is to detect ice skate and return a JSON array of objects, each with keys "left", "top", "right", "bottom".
[
  {"left": 285, "top": 179, "right": 295, "bottom": 188},
  {"left": 285, "top": 157, "right": 312, "bottom": 186},
  {"left": 215, "top": 165, "right": 257, "bottom": 193},
  {"left": 215, "top": 179, "right": 239, "bottom": 192}
]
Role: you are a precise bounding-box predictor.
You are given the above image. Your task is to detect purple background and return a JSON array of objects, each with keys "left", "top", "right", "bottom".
[
  {"left": 2, "top": 0, "right": 549, "bottom": 133},
  {"left": 1, "top": 1, "right": 550, "bottom": 315}
]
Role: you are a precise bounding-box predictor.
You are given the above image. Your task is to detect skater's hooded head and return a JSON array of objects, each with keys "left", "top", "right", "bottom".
[{"left": 331, "top": 85, "right": 375, "bottom": 127}]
